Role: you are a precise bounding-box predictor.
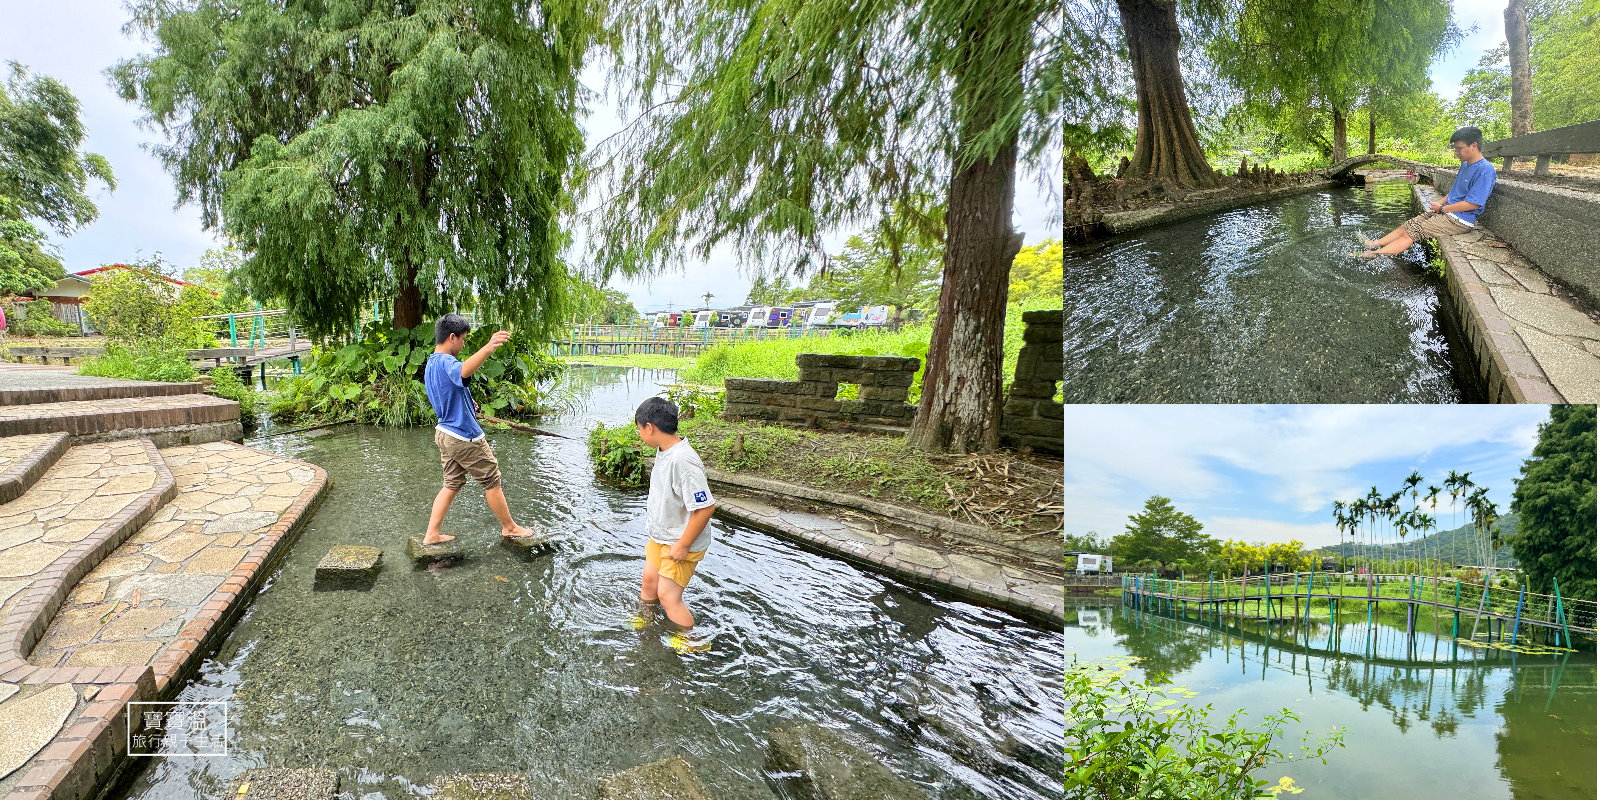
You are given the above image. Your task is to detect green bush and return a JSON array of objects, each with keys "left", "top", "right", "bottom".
[
  {"left": 663, "top": 384, "right": 724, "bottom": 420},
  {"left": 78, "top": 342, "right": 197, "bottom": 383},
  {"left": 1067, "top": 663, "right": 1343, "bottom": 799},
  {"left": 204, "top": 364, "right": 257, "bottom": 419},
  {"left": 587, "top": 421, "right": 650, "bottom": 487},
  {"left": 12, "top": 306, "right": 76, "bottom": 337},
  {"left": 80, "top": 266, "right": 214, "bottom": 347},
  {"left": 269, "top": 321, "right": 563, "bottom": 426}
]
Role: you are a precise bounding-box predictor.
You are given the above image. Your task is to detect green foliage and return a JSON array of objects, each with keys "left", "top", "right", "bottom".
[
  {"left": 1426, "top": 255, "right": 1447, "bottom": 279},
  {"left": 1453, "top": 47, "right": 1513, "bottom": 141},
  {"left": 586, "top": 421, "right": 650, "bottom": 487},
  {"left": 181, "top": 247, "right": 255, "bottom": 314},
  {"left": 204, "top": 363, "right": 257, "bottom": 419},
  {"left": 570, "top": 283, "right": 640, "bottom": 325},
  {"left": 78, "top": 342, "right": 197, "bottom": 383},
  {"left": 1067, "top": 663, "right": 1343, "bottom": 799},
  {"left": 9, "top": 304, "right": 75, "bottom": 337},
  {"left": 663, "top": 384, "right": 724, "bottom": 420},
  {"left": 269, "top": 321, "right": 562, "bottom": 426},
  {"left": 80, "top": 264, "right": 215, "bottom": 347},
  {"left": 1009, "top": 239, "right": 1064, "bottom": 308},
  {"left": 1530, "top": 0, "right": 1600, "bottom": 129},
  {"left": 788, "top": 204, "right": 946, "bottom": 319},
  {"left": 682, "top": 324, "right": 933, "bottom": 403},
  {"left": 0, "top": 196, "right": 65, "bottom": 295},
  {"left": 1112, "top": 496, "right": 1217, "bottom": 568},
  {"left": 0, "top": 63, "right": 116, "bottom": 236},
  {"left": 113, "top": 0, "right": 602, "bottom": 339},
  {"left": 1509, "top": 404, "right": 1597, "bottom": 601}
]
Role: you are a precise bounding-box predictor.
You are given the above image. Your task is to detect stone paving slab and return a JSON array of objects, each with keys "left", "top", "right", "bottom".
[
  {"left": 596, "top": 756, "right": 710, "bottom": 800},
  {"left": 0, "top": 394, "right": 241, "bottom": 445},
  {"left": 1416, "top": 183, "right": 1600, "bottom": 402},
  {"left": 0, "top": 433, "right": 69, "bottom": 506},
  {"left": 0, "top": 372, "right": 201, "bottom": 407}
]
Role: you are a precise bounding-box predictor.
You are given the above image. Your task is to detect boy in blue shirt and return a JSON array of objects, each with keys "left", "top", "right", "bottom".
[
  {"left": 421, "top": 313, "right": 539, "bottom": 546},
  {"left": 1355, "top": 126, "right": 1497, "bottom": 258}
]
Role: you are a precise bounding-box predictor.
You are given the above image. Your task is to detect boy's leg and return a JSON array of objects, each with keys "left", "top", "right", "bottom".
[
  {"left": 642, "top": 541, "right": 662, "bottom": 604},
  {"left": 483, "top": 484, "right": 537, "bottom": 538},
  {"left": 427, "top": 430, "right": 465, "bottom": 544},
  {"left": 1365, "top": 224, "right": 1410, "bottom": 248},
  {"left": 423, "top": 486, "right": 459, "bottom": 544},
  {"left": 1367, "top": 233, "right": 1416, "bottom": 256},
  {"left": 656, "top": 574, "right": 695, "bottom": 629}
]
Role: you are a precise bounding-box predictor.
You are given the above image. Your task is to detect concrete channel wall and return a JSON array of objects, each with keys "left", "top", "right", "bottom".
[{"left": 1432, "top": 167, "right": 1600, "bottom": 309}]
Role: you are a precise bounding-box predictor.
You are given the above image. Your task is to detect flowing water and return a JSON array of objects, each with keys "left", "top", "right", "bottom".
[
  {"left": 1068, "top": 600, "right": 1597, "bottom": 798},
  {"left": 1064, "top": 181, "right": 1474, "bottom": 403},
  {"left": 109, "top": 367, "right": 1064, "bottom": 800}
]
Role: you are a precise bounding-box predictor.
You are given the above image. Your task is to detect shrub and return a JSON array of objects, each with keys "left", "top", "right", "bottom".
[
  {"left": 269, "top": 321, "right": 563, "bottom": 426},
  {"left": 78, "top": 342, "right": 197, "bottom": 383},
  {"left": 80, "top": 265, "right": 214, "bottom": 347},
  {"left": 587, "top": 421, "right": 650, "bottom": 487},
  {"left": 12, "top": 306, "right": 76, "bottom": 337},
  {"left": 663, "top": 384, "right": 724, "bottom": 420},
  {"left": 1067, "top": 663, "right": 1343, "bottom": 799},
  {"left": 204, "top": 364, "right": 257, "bottom": 419}
]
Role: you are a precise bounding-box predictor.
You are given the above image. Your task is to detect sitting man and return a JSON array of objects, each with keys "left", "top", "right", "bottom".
[{"left": 1355, "top": 126, "right": 1496, "bottom": 258}]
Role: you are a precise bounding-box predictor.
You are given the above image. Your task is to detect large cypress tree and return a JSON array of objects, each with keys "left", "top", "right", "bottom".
[
  {"left": 1115, "top": 0, "right": 1217, "bottom": 187},
  {"left": 590, "top": 0, "right": 1063, "bottom": 453},
  {"left": 1509, "top": 404, "right": 1597, "bottom": 601},
  {"left": 112, "top": 0, "right": 601, "bottom": 339}
]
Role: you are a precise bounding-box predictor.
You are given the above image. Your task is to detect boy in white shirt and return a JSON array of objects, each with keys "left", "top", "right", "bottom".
[{"left": 634, "top": 397, "right": 718, "bottom": 635}]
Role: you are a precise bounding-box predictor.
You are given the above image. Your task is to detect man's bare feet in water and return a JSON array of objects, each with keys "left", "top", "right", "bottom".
[
  {"left": 1349, "top": 250, "right": 1380, "bottom": 259},
  {"left": 1362, "top": 238, "right": 1383, "bottom": 248},
  {"left": 501, "top": 524, "right": 541, "bottom": 539},
  {"left": 422, "top": 532, "right": 456, "bottom": 545}
]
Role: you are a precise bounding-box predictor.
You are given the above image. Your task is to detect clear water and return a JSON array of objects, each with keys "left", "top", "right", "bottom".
[
  {"left": 110, "top": 367, "right": 1065, "bottom": 800},
  {"left": 1064, "top": 181, "right": 1469, "bottom": 402},
  {"left": 1068, "top": 600, "right": 1597, "bottom": 798}
]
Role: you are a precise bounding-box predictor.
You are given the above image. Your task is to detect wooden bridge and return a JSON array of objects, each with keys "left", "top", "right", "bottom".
[{"left": 1124, "top": 572, "right": 1595, "bottom": 648}]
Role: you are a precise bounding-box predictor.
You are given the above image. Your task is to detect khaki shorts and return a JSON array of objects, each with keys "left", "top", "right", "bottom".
[
  {"left": 1402, "top": 211, "right": 1472, "bottom": 243},
  {"left": 645, "top": 538, "right": 707, "bottom": 588},
  {"left": 436, "top": 429, "right": 502, "bottom": 491}
]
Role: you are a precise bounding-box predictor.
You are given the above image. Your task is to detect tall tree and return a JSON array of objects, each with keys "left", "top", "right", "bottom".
[
  {"left": 1506, "top": 0, "right": 1535, "bottom": 137},
  {"left": 1509, "top": 404, "right": 1597, "bottom": 601},
  {"left": 592, "top": 0, "right": 1063, "bottom": 453},
  {"left": 0, "top": 197, "right": 62, "bottom": 296},
  {"left": 1529, "top": 0, "right": 1600, "bottom": 129},
  {"left": 1112, "top": 495, "right": 1215, "bottom": 567},
  {"left": 1115, "top": 0, "right": 1216, "bottom": 186},
  {"left": 0, "top": 63, "right": 116, "bottom": 237},
  {"left": 112, "top": 0, "right": 599, "bottom": 339}
]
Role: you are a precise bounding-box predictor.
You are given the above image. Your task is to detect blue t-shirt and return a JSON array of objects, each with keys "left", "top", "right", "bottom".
[
  {"left": 425, "top": 352, "right": 483, "bottom": 440},
  {"left": 1445, "top": 157, "right": 1496, "bottom": 224}
]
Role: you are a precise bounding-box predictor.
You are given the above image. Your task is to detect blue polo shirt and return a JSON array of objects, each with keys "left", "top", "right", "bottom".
[
  {"left": 1445, "top": 157, "right": 1496, "bottom": 225},
  {"left": 425, "top": 352, "right": 483, "bottom": 440}
]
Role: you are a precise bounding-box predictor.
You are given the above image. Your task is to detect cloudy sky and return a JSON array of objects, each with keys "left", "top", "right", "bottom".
[
  {"left": 0, "top": 4, "right": 1059, "bottom": 315},
  {"left": 1065, "top": 405, "right": 1552, "bottom": 549}
]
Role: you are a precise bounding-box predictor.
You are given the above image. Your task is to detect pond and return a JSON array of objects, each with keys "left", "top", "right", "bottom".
[
  {"left": 1068, "top": 599, "right": 1597, "bottom": 798},
  {"left": 1064, "top": 181, "right": 1477, "bottom": 403},
  {"left": 109, "top": 366, "right": 1065, "bottom": 800}
]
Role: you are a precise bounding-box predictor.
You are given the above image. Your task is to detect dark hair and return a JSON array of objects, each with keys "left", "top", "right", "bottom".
[
  {"left": 634, "top": 397, "right": 679, "bottom": 434},
  {"left": 1449, "top": 127, "right": 1484, "bottom": 148},
  {"left": 434, "top": 313, "right": 470, "bottom": 344}
]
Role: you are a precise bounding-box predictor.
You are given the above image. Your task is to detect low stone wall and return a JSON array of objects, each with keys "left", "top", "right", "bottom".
[
  {"left": 1001, "top": 310, "right": 1062, "bottom": 455},
  {"left": 1099, "top": 179, "right": 1336, "bottom": 235},
  {"left": 722, "top": 354, "right": 919, "bottom": 432},
  {"left": 1432, "top": 167, "right": 1600, "bottom": 309}
]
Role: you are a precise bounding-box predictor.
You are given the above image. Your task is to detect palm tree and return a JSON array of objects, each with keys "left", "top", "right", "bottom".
[{"left": 1424, "top": 484, "right": 1442, "bottom": 574}]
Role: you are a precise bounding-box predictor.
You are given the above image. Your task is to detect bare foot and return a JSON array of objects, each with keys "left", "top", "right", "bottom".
[
  {"left": 422, "top": 532, "right": 456, "bottom": 545},
  {"left": 1362, "top": 239, "right": 1383, "bottom": 248},
  {"left": 1349, "top": 250, "right": 1379, "bottom": 259},
  {"left": 501, "top": 524, "right": 540, "bottom": 539}
]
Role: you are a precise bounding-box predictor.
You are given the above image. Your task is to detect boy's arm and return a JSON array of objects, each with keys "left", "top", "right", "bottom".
[
  {"left": 670, "top": 505, "right": 717, "bottom": 561},
  {"left": 460, "top": 330, "right": 511, "bottom": 378}
]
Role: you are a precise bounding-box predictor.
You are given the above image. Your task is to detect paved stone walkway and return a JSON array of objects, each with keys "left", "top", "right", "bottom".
[
  {"left": 1418, "top": 184, "right": 1600, "bottom": 402},
  {"left": 26, "top": 442, "right": 318, "bottom": 670}
]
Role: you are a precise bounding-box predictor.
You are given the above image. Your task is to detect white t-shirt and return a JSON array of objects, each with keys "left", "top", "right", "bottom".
[{"left": 646, "top": 438, "right": 717, "bottom": 551}]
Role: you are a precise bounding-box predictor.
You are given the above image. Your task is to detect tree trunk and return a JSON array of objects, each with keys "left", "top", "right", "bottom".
[
  {"left": 1118, "top": 0, "right": 1217, "bottom": 188},
  {"left": 906, "top": 3, "right": 1024, "bottom": 455},
  {"left": 1367, "top": 93, "right": 1377, "bottom": 155},
  {"left": 393, "top": 261, "right": 423, "bottom": 331},
  {"left": 1332, "top": 107, "right": 1348, "bottom": 164},
  {"left": 1506, "top": 0, "right": 1534, "bottom": 136}
]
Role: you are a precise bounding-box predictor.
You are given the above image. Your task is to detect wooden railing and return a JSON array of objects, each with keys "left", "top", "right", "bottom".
[{"left": 1482, "top": 119, "right": 1600, "bottom": 175}]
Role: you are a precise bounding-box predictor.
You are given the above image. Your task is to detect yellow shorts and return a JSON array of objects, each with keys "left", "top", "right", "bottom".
[{"left": 645, "top": 539, "right": 706, "bottom": 588}]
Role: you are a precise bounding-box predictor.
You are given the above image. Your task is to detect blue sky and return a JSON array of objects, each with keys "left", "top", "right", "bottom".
[
  {"left": 0, "top": 4, "right": 1059, "bottom": 315},
  {"left": 1065, "top": 405, "right": 1552, "bottom": 549}
]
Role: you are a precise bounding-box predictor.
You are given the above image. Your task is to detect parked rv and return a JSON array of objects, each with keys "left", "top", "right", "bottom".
[{"left": 1067, "top": 552, "right": 1113, "bottom": 575}]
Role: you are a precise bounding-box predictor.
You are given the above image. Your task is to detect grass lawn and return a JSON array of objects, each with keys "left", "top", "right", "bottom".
[{"left": 557, "top": 353, "right": 698, "bottom": 370}]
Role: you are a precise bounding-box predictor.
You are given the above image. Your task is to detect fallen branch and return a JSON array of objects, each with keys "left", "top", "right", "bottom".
[{"left": 480, "top": 415, "right": 572, "bottom": 439}]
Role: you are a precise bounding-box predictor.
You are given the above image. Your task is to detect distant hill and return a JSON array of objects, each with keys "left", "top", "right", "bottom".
[{"left": 1323, "top": 515, "right": 1520, "bottom": 569}]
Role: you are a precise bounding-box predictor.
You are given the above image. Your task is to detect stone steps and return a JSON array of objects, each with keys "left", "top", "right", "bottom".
[
  {"left": 0, "top": 440, "right": 176, "bottom": 683},
  {"left": 0, "top": 375, "right": 203, "bottom": 407},
  {"left": 0, "top": 395, "right": 241, "bottom": 447},
  {"left": 0, "top": 434, "right": 70, "bottom": 505}
]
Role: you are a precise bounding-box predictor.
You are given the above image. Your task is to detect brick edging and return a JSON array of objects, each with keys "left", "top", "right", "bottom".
[
  {"left": 0, "top": 433, "right": 70, "bottom": 505},
  {"left": 0, "top": 382, "right": 203, "bottom": 408},
  {"left": 149, "top": 441, "right": 330, "bottom": 694},
  {"left": 0, "top": 395, "right": 240, "bottom": 440},
  {"left": 0, "top": 439, "right": 176, "bottom": 686},
  {"left": 714, "top": 500, "right": 1061, "bottom": 627},
  {"left": 1417, "top": 184, "right": 1566, "bottom": 403}
]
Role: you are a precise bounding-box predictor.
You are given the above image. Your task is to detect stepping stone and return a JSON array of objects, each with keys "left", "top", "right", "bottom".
[
  {"left": 0, "top": 684, "right": 78, "bottom": 781},
  {"left": 498, "top": 526, "right": 557, "bottom": 555},
  {"left": 315, "top": 546, "right": 383, "bottom": 577},
  {"left": 431, "top": 773, "right": 534, "bottom": 800},
  {"left": 597, "top": 756, "right": 710, "bottom": 800},
  {"left": 230, "top": 768, "right": 339, "bottom": 800},
  {"left": 407, "top": 536, "right": 464, "bottom": 563},
  {"left": 765, "top": 723, "right": 925, "bottom": 800}
]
